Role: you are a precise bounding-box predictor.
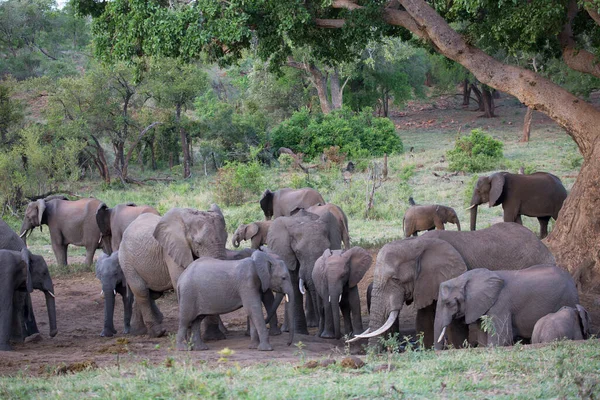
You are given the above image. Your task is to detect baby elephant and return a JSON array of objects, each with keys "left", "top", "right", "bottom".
[
  {"left": 403, "top": 198, "right": 460, "bottom": 237},
  {"left": 95, "top": 252, "right": 132, "bottom": 337},
  {"left": 532, "top": 305, "right": 591, "bottom": 343},
  {"left": 232, "top": 221, "right": 272, "bottom": 249},
  {"left": 176, "top": 250, "right": 295, "bottom": 351}
]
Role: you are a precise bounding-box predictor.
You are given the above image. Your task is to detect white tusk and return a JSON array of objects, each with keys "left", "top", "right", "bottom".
[
  {"left": 98, "top": 234, "right": 103, "bottom": 245},
  {"left": 101, "top": 290, "right": 104, "bottom": 296},
  {"left": 48, "top": 291, "right": 55, "bottom": 298},
  {"left": 353, "top": 310, "right": 399, "bottom": 339},
  {"left": 339, "top": 295, "right": 342, "bottom": 303},
  {"left": 299, "top": 279, "right": 306, "bottom": 295},
  {"left": 437, "top": 326, "right": 447, "bottom": 343},
  {"left": 466, "top": 204, "right": 476, "bottom": 210},
  {"left": 19, "top": 231, "right": 27, "bottom": 238},
  {"left": 345, "top": 328, "right": 370, "bottom": 343},
  {"left": 113, "top": 290, "right": 117, "bottom": 296},
  {"left": 328, "top": 296, "right": 331, "bottom": 302},
  {"left": 285, "top": 294, "right": 289, "bottom": 303}
]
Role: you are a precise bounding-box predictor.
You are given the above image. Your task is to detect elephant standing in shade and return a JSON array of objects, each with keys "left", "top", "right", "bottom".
[
  {"left": 312, "top": 247, "right": 372, "bottom": 339},
  {"left": 532, "top": 305, "right": 591, "bottom": 344},
  {"left": 403, "top": 200, "right": 461, "bottom": 237},
  {"left": 304, "top": 203, "right": 350, "bottom": 249},
  {"left": 232, "top": 221, "right": 272, "bottom": 249},
  {"left": 96, "top": 203, "right": 160, "bottom": 254},
  {"left": 267, "top": 210, "right": 342, "bottom": 335},
  {"left": 434, "top": 265, "right": 578, "bottom": 348},
  {"left": 351, "top": 223, "right": 555, "bottom": 348},
  {"left": 20, "top": 196, "right": 108, "bottom": 267},
  {"left": 260, "top": 188, "right": 325, "bottom": 220},
  {"left": 176, "top": 250, "right": 295, "bottom": 351},
  {"left": 0, "top": 248, "right": 57, "bottom": 350},
  {"left": 0, "top": 219, "right": 57, "bottom": 345},
  {"left": 468, "top": 172, "right": 567, "bottom": 238},
  {"left": 96, "top": 252, "right": 132, "bottom": 337}
]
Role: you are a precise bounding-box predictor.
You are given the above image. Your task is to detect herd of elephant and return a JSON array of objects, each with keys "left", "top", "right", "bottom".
[{"left": 1, "top": 169, "right": 589, "bottom": 353}]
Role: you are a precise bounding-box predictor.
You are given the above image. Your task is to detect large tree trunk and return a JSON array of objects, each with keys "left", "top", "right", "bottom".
[
  {"left": 176, "top": 104, "right": 191, "bottom": 179},
  {"left": 481, "top": 86, "right": 495, "bottom": 118},
  {"left": 462, "top": 78, "right": 470, "bottom": 106},
  {"left": 470, "top": 83, "right": 485, "bottom": 111},
  {"left": 330, "top": 67, "right": 343, "bottom": 111},
  {"left": 521, "top": 107, "right": 533, "bottom": 142}
]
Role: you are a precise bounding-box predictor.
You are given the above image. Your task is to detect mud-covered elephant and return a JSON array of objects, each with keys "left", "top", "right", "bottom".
[
  {"left": 0, "top": 219, "right": 57, "bottom": 346},
  {"left": 266, "top": 210, "right": 342, "bottom": 335},
  {"left": 20, "top": 196, "right": 107, "bottom": 266},
  {"left": 95, "top": 251, "right": 132, "bottom": 337},
  {"left": 468, "top": 172, "right": 567, "bottom": 238},
  {"left": 176, "top": 250, "right": 295, "bottom": 351},
  {"left": 351, "top": 222, "right": 555, "bottom": 348},
  {"left": 304, "top": 203, "right": 350, "bottom": 249},
  {"left": 260, "top": 188, "right": 325, "bottom": 220},
  {"left": 232, "top": 221, "right": 272, "bottom": 249},
  {"left": 532, "top": 305, "right": 591, "bottom": 344},
  {"left": 403, "top": 201, "right": 461, "bottom": 237},
  {"left": 96, "top": 202, "right": 160, "bottom": 254},
  {"left": 434, "top": 265, "right": 578, "bottom": 348},
  {"left": 312, "top": 247, "right": 372, "bottom": 339}
]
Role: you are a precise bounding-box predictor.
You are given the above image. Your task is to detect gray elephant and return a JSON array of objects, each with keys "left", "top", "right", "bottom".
[
  {"left": 403, "top": 200, "right": 461, "bottom": 237},
  {"left": 96, "top": 202, "right": 160, "bottom": 254},
  {"left": 352, "top": 222, "right": 555, "bottom": 348},
  {"left": 20, "top": 196, "right": 108, "bottom": 267},
  {"left": 267, "top": 210, "right": 342, "bottom": 335},
  {"left": 0, "top": 248, "right": 57, "bottom": 350},
  {"left": 260, "top": 187, "right": 325, "bottom": 220},
  {"left": 95, "top": 251, "right": 132, "bottom": 337},
  {"left": 176, "top": 250, "right": 295, "bottom": 351},
  {"left": 434, "top": 265, "right": 579, "bottom": 348},
  {"left": 119, "top": 205, "right": 238, "bottom": 338},
  {"left": 468, "top": 171, "right": 567, "bottom": 238},
  {"left": 232, "top": 221, "right": 272, "bottom": 249},
  {"left": 0, "top": 219, "right": 57, "bottom": 346},
  {"left": 312, "top": 247, "right": 372, "bottom": 339},
  {"left": 532, "top": 305, "right": 591, "bottom": 344},
  {"left": 304, "top": 203, "right": 350, "bottom": 249}
]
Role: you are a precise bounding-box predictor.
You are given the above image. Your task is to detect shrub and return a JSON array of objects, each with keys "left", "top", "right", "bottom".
[
  {"left": 447, "top": 129, "right": 504, "bottom": 172},
  {"left": 214, "top": 160, "right": 265, "bottom": 206},
  {"left": 270, "top": 107, "right": 403, "bottom": 160}
]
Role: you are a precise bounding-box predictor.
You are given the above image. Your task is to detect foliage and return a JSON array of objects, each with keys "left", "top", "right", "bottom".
[
  {"left": 270, "top": 107, "right": 402, "bottom": 160},
  {"left": 447, "top": 129, "right": 504, "bottom": 173},
  {"left": 214, "top": 159, "right": 265, "bottom": 206},
  {"left": 0, "top": 78, "right": 24, "bottom": 147}
]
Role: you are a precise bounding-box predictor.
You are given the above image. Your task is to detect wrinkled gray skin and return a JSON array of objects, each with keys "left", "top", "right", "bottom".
[
  {"left": 364, "top": 223, "right": 555, "bottom": 348},
  {"left": 232, "top": 221, "right": 272, "bottom": 249},
  {"left": 532, "top": 305, "right": 591, "bottom": 344},
  {"left": 20, "top": 197, "right": 108, "bottom": 267},
  {"left": 96, "top": 203, "right": 160, "bottom": 255},
  {"left": 434, "top": 266, "right": 579, "bottom": 348},
  {"left": 0, "top": 219, "right": 57, "bottom": 347},
  {"left": 119, "top": 205, "right": 241, "bottom": 338},
  {"left": 304, "top": 203, "right": 350, "bottom": 249},
  {"left": 259, "top": 187, "right": 325, "bottom": 220},
  {"left": 176, "top": 250, "right": 295, "bottom": 351},
  {"left": 95, "top": 252, "right": 132, "bottom": 337},
  {"left": 0, "top": 248, "right": 57, "bottom": 351},
  {"left": 312, "top": 247, "right": 372, "bottom": 339},
  {"left": 267, "top": 210, "right": 342, "bottom": 335},
  {"left": 403, "top": 204, "right": 461, "bottom": 237},
  {"left": 469, "top": 172, "right": 567, "bottom": 238}
]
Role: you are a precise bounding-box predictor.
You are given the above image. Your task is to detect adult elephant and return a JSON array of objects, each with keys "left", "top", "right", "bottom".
[
  {"left": 20, "top": 196, "right": 108, "bottom": 267},
  {"left": 119, "top": 205, "right": 235, "bottom": 338},
  {"left": 0, "top": 219, "right": 57, "bottom": 345},
  {"left": 352, "top": 222, "right": 555, "bottom": 348},
  {"left": 468, "top": 172, "right": 567, "bottom": 238},
  {"left": 96, "top": 202, "right": 160, "bottom": 254},
  {"left": 266, "top": 210, "right": 342, "bottom": 335},
  {"left": 304, "top": 203, "right": 350, "bottom": 249},
  {"left": 260, "top": 188, "right": 325, "bottom": 220}
]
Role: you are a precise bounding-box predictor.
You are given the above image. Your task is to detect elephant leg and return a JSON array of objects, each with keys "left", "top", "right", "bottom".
[
  {"left": 416, "top": 304, "right": 436, "bottom": 348},
  {"left": 148, "top": 290, "right": 164, "bottom": 324},
  {"left": 0, "top": 292, "right": 14, "bottom": 351},
  {"left": 319, "top": 295, "right": 337, "bottom": 338},
  {"left": 201, "top": 316, "right": 226, "bottom": 341},
  {"left": 52, "top": 242, "right": 68, "bottom": 266},
  {"left": 503, "top": 207, "right": 520, "bottom": 225},
  {"left": 489, "top": 313, "right": 513, "bottom": 346},
  {"left": 261, "top": 290, "right": 281, "bottom": 336},
  {"left": 119, "top": 285, "right": 132, "bottom": 334},
  {"left": 136, "top": 290, "right": 165, "bottom": 338},
  {"left": 10, "top": 292, "right": 25, "bottom": 342},
  {"left": 538, "top": 216, "right": 551, "bottom": 239},
  {"left": 447, "top": 320, "right": 469, "bottom": 348},
  {"left": 341, "top": 302, "right": 352, "bottom": 337},
  {"left": 289, "top": 271, "right": 308, "bottom": 335},
  {"left": 101, "top": 286, "right": 117, "bottom": 337},
  {"left": 244, "top": 294, "right": 272, "bottom": 351},
  {"left": 218, "top": 316, "right": 229, "bottom": 335},
  {"left": 84, "top": 246, "right": 96, "bottom": 268},
  {"left": 129, "top": 300, "right": 146, "bottom": 335},
  {"left": 191, "top": 318, "right": 208, "bottom": 350},
  {"left": 348, "top": 287, "right": 363, "bottom": 336},
  {"left": 305, "top": 292, "right": 318, "bottom": 327}
]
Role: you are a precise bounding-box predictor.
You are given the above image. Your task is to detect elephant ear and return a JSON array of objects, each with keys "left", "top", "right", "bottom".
[
  {"left": 96, "top": 203, "right": 112, "bottom": 236},
  {"left": 153, "top": 209, "right": 194, "bottom": 269},
  {"left": 21, "top": 248, "right": 33, "bottom": 293},
  {"left": 576, "top": 304, "right": 591, "bottom": 338},
  {"left": 266, "top": 219, "right": 298, "bottom": 271},
  {"left": 36, "top": 199, "right": 46, "bottom": 226},
  {"left": 246, "top": 223, "right": 260, "bottom": 239},
  {"left": 414, "top": 238, "right": 468, "bottom": 309},
  {"left": 464, "top": 269, "right": 504, "bottom": 324},
  {"left": 347, "top": 247, "right": 373, "bottom": 288},
  {"left": 489, "top": 173, "right": 506, "bottom": 207},
  {"left": 319, "top": 211, "right": 342, "bottom": 250},
  {"left": 259, "top": 190, "right": 274, "bottom": 220},
  {"left": 252, "top": 251, "right": 272, "bottom": 292}
]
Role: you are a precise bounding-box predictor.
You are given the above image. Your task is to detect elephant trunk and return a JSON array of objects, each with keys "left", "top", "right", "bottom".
[
  {"left": 433, "top": 301, "right": 453, "bottom": 350},
  {"left": 469, "top": 205, "right": 478, "bottom": 231},
  {"left": 232, "top": 233, "right": 241, "bottom": 248},
  {"left": 285, "top": 290, "right": 295, "bottom": 346},
  {"left": 102, "top": 283, "right": 116, "bottom": 336},
  {"left": 455, "top": 218, "right": 461, "bottom": 231},
  {"left": 331, "top": 290, "right": 342, "bottom": 339},
  {"left": 44, "top": 290, "right": 57, "bottom": 337},
  {"left": 366, "top": 284, "right": 402, "bottom": 347}
]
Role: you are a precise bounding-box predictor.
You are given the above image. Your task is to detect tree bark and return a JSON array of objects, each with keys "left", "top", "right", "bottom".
[
  {"left": 481, "top": 86, "right": 495, "bottom": 118},
  {"left": 462, "top": 78, "right": 470, "bottom": 106},
  {"left": 176, "top": 104, "right": 191, "bottom": 178},
  {"left": 330, "top": 67, "right": 343, "bottom": 110},
  {"left": 470, "top": 83, "right": 485, "bottom": 111},
  {"left": 521, "top": 107, "right": 533, "bottom": 142}
]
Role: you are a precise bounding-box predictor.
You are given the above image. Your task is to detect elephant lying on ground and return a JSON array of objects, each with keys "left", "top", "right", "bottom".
[
  {"left": 403, "top": 198, "right": 460, "bottom": 237},
  {"left": 351, "top": 222, "right": 555, "bottom": 348},
  {"left": 95, "top": 252, "right": 132, "bottom": 337},
  {"left": 176, "top": 250, "right": 295, "bottom": 351},
  {"left": 232, "top": 221, "right": 272, "bottom": 249},
  {"left": 468, "top": 171, "right": 567, "bottom": 238},
  {"left": 260, "top": 187, "right": 325, "bottom": 220},
  {"left": 434, "top": 265, "right": 578, "bottom": 348},
  {"left": 532, "top": 305, "right": 591, "bottom": 344}
]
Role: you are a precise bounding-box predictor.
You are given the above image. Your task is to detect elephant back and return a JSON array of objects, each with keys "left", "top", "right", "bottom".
[{"left": 0, "top": 219, "right": 26, "bottom": 251}]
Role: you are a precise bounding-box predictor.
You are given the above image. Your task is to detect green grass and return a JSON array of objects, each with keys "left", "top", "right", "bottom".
[{"left": 1, "top": 340, "right": 599, "bottom": 399}]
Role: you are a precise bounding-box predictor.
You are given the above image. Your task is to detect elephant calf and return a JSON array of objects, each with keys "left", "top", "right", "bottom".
[
  {"left": 403, "top": 198, "right": 461, "bottom": 237},
  {"left": 95, "top": 252, "right": 132, "bottom": 337},
  {"left": 532, "top": 305, "right": 591, "bottom": 344},
  {"left": 176, "top": 250, "right": 295, "bottom": 351},
  {"left": 232, "top": 221, "right": 272, "bottom": 249}
]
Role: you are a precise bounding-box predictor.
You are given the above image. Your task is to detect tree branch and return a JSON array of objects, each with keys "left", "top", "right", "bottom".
[
  {"left": 584, "top": 0, "right": 600, "bottom": 25},
  {"left": 559, "top": 0, "right": 600, "bottom": 79}
]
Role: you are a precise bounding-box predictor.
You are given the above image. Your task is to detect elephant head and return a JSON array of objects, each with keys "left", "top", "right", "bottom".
[
  {"left": 438, "top": 206, "right": 461, "bottom": 231},
  {"left": 96, "top": 252, "right": 124, "bottom": 296},
  {"left": 434, "top": 268, "right": 504, "bottom": 350},
  {"left": 356, "top": 237, "right": 468, "bottom": 344},
  {"left": 232, "top": 223, "right": 259, "bottom": 248},
  {"left": 20, "top": 199, "right": 47, "bottom": 241},
  {"left": 153, "top": 205, "right": 228, "bottom": 269},
  {"left": 468, "top": 173, "right": 505, "bottom": 231},
  {"left": 24, "top": 249, "right": 58, "bottom": 338},
  {"left": 259, "top": 190, "right": 274, "bottom": 220}
]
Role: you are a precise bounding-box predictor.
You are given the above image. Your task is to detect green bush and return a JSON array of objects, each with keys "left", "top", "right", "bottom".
[
  {"left": 447, "top": 129, "right": 504, "bottom": 172},
  {"left": 214, "top": 160, "right": 265, "bottom": 206},
  {"left": 270, "top": 107, "right": 403, "bottom": 160}
]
